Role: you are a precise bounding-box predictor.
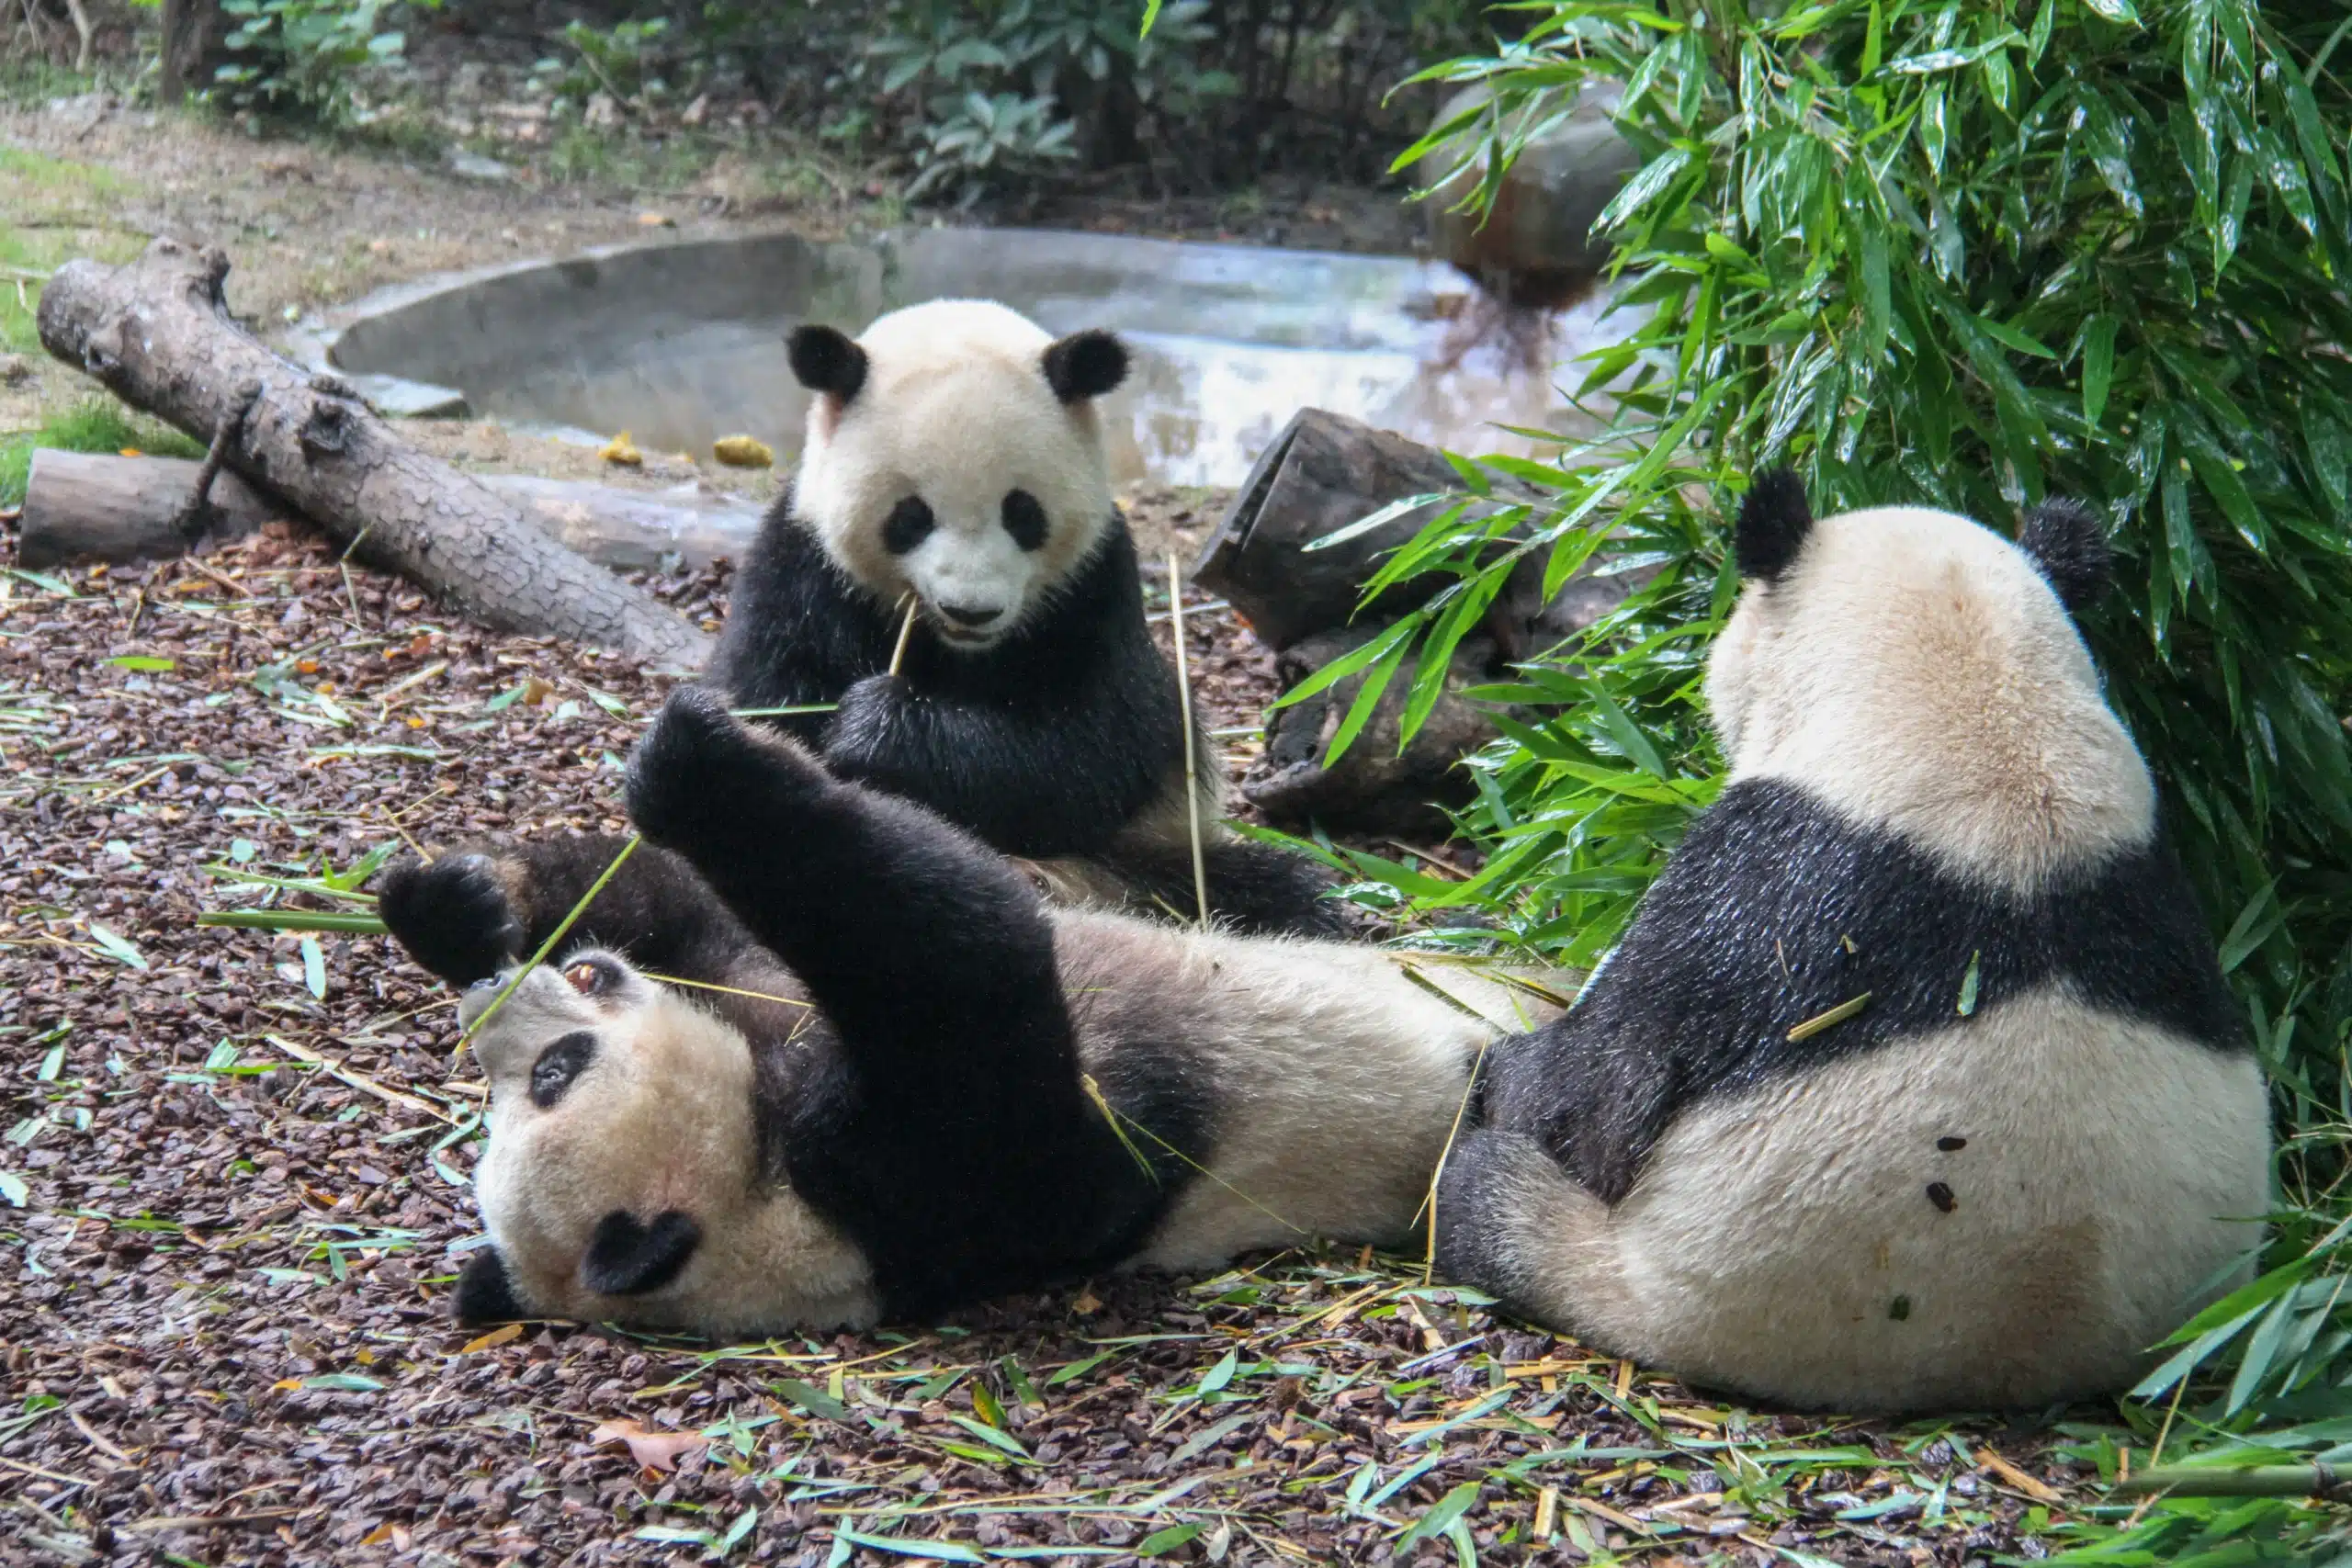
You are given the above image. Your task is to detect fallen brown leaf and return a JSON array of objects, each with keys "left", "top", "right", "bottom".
[
  {"left": 591, "top": 1417, "right": 707, "bottom": 1473},
  {"left": 1981, "top": 1451, "right": 2064, "bottom": 1504},
  {"left": 460, "top": 1323, "right": 523, "bottom": 1353}
]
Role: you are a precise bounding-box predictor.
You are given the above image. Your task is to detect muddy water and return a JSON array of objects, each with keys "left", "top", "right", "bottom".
[{"left": 323, "top": 227, "right": 1633, "bottom": 488}]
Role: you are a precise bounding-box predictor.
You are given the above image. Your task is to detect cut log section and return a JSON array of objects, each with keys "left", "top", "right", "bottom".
[
  {"left": 1192, "top": 406, "right": 1573, "bottom": 657},
  {"left": 18, "top": 450, "right": 765, "bottom": 575},
  {"left": 1201, "top": 409, "right": 1650, "bottom": 835},
  {"left": 36, "top": 238, "right": 710, "bottom": 668},
  {"left": 17, "top": 449, "right": 280, "bottom": 568},
  {"left": 1246, "top": 627, "right": 1511, "bottom": 839}
]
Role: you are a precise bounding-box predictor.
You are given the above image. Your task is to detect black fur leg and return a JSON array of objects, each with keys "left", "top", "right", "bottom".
[
  {"left": 452, "top": 1245, "right": 526, "bottom": 1325},
  {"left": 1092, "top": 838, "right": 1354, "bottom": 938},
  {"left": 378, "top": 852, "right": 525, "bottom": 987},
  {"left": 582, "top": 1210, "right": 703, "bottom": 1296},
  {"left": 627, "top": 683, "right": 832, "bottom": 848},
  {"left": 627, "top": 686, "right": 1062, "bottom": 1045},
  {"left": 380, "top": 827, "right": 763, "bottom": 992},
  {"left": 1431, "top": 1127, "right": 1551, "bottom": 1312}
]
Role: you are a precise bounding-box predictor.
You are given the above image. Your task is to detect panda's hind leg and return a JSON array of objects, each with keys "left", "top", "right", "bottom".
[
  {"left": 1087, "top": 836, "right": 1355, "bottom": 938},
  {"left": 378, "top": 851, "right": 526, "bottom": 987},
  {"left": 1436, "top": 1127, "right": 1636, "bottom": 1352}
]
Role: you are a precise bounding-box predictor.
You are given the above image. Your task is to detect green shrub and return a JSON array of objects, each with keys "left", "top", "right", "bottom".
[
  {"left": 1327, "top": 2, "right": 2352, "bottom": 1550},
  {"left": 213, "top": 0, "right": 431, "bottom": 123}
]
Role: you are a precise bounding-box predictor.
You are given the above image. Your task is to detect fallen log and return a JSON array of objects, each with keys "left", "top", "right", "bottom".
[
  {"left": 19, "top": 450, "right": 764, "bottom": 574},
  {"left": 37, "top": 238, "right": 710, "bottom": 668},
  {"left": 483, "top": 475, "right": 763, "bottom": 571}
]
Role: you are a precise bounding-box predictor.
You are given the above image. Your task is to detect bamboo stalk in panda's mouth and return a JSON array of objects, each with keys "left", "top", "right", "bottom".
[{"left": 888, "top": 592, "right": 918, "bottom": 677}]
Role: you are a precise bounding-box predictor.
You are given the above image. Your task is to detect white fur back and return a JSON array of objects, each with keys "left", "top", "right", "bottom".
[
  {"left": 1704, "top": 505, "right": 2155, "bottom": 892},
  {"left": 794, "top": 299, "right": 1115, "bottom": 637},
  {"left": 1479, "top": 987, "right": 2270, "bottom": 1411}
]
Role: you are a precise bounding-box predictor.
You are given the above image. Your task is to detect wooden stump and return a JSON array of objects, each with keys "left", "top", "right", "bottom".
[
  {"left": 36, "top": 239, "right": 710, "bottom": 668},
  {"left": 1191, "top": 407, "right": 1580, "bottom": 660},
  {"left": 17, "top": 449, "right": 278, "bottom": 568}
]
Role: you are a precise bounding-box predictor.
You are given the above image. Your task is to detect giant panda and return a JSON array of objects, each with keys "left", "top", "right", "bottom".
[
  {"left": 1432, "top": 471, "right": 2273, "bottom": 1414},
  {"left": 380, "top": 686, "right": 1549, "bottom": 1336},
  {"left": 709, "top": 298, "right": 1343, "bottom": 939}
]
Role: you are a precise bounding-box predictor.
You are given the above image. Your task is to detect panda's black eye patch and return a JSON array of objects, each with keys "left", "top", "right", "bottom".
[
  {"left": 882, "top": 496, "right": 935, "bottom": 556},
  {"left": 530, "top": 1031, "right": 598, "bottom": 1109},
  {"left": 1001, "top": 490, "right": 1048, "bottom": 552}
]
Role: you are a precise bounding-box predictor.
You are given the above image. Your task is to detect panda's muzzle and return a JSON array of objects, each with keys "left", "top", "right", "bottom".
[{"left": 937, "top": 602, "right": 1003, "bottom": 629}]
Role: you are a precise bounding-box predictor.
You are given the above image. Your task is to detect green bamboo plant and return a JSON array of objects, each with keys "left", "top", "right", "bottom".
[{"left": 1302, "top": 1, "right": 2352, "bottom": 1553}]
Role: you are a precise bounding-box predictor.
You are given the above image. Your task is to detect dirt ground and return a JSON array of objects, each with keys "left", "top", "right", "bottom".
[{"left": 0, "top": 529, "right": 2099, "bottom": 1567}]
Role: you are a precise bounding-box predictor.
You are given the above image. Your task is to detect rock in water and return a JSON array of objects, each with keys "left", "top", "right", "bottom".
[{"left": 1416, "top": 81, "right": 1643, "bottom": 310}]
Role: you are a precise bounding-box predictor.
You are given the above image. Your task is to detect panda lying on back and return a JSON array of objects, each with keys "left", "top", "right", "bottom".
[
  {"left": 380, "top": 688, "right": 1536, "bottom": 1335},
  {"left": 1435, "top": 472, "right": 2272, "bottom": 1414},
  {"left": 711, "top": 299, "right": 1342, "bottom": 938}
]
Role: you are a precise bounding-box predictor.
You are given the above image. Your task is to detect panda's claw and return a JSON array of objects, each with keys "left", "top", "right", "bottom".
[
  {"left": 377, "top": 851, "right": 525, "bottom": 987},
  {"left": 628, "top": 684, "right": 825, "bottom": 848}
]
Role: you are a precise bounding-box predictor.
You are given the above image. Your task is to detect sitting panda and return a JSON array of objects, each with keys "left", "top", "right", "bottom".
[
  {"left": 379, "top": 686, "right": 1548, "bottom": 1335},
  {"left": 1433, "top": 471, "right": 2273, "bottom": 1414},
  {"left": 709, "top": 298, "right": 1343, "bottom": 938}
]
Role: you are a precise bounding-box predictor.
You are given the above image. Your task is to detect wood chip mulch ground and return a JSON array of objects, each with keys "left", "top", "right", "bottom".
[{"left": 2, "top": 525, "right": 2103, "bottom": 1565}]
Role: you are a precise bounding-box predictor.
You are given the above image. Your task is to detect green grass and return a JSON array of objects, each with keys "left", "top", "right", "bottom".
[
  {"left": 1, "top": 400, "right": 207, "bottom": 510},
  {"left": 0, "top": 145, "right": 130, "bottom": 197},
  {"left": 0, "top": 143, "right": 176, "bottom": 510},
  {"left": 1, "top": 147, "right": 144, "bottom": 355}
]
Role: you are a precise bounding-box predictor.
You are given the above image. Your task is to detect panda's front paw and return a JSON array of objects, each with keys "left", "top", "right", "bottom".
[
  {"left": 824, "top": 674, "right": 911, "bottom": 768},
  {"left": 377, "top": 851, "right": 525, "bottom": 987},
  {"left": 628, "top": 685, "right": 824, "bottom": 848}
]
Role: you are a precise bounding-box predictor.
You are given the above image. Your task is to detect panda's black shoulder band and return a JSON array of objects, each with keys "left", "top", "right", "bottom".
[
  {"left": 788, "top": 324, "right": 869, "bottom": 402},
  {"left": 1734, "top": 467, "right": 1813, "bottom": 582},
  {"left": 2017, "top": 496, "right": 2113, "bottom": 614},
  {"left": 1043, "top": 329, "right": 1129, "bottom": 403}
]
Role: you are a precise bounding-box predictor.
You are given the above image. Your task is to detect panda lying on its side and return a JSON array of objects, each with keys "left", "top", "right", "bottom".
[
  {"left": 1435, "top": 472, "right": 2272, "bottom": 1414},
  {"left": 381, "top": 688, "right": 1539, "bottom": 1336},
  {"left": 710, "top": 297, "right": 1342, "bottom": 939}
]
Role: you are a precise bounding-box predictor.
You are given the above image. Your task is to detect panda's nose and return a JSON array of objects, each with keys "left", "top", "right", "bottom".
[{"left": 939, "top": 603, "right": 1002, "bottom": 627}]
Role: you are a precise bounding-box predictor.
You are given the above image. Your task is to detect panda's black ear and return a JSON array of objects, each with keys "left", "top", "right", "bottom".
[
  {"left": 788, "top": 324, "right": 868, "bottom": 403},
  {"left": 2017, "top": 497, "right": 2112, "bottom": 614},
  {"left": 453, "top": 1244, "right": 527, "bottom": 1325},
  {"left": 582, "top": 1209, "right": 702, "bottom": 1297},
  {"left": 1735, "top": 467, "right": 1813, "bottom": 581},
  {"left": 1042, "top": 329, "right": 1128, "bottom": 403}
]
